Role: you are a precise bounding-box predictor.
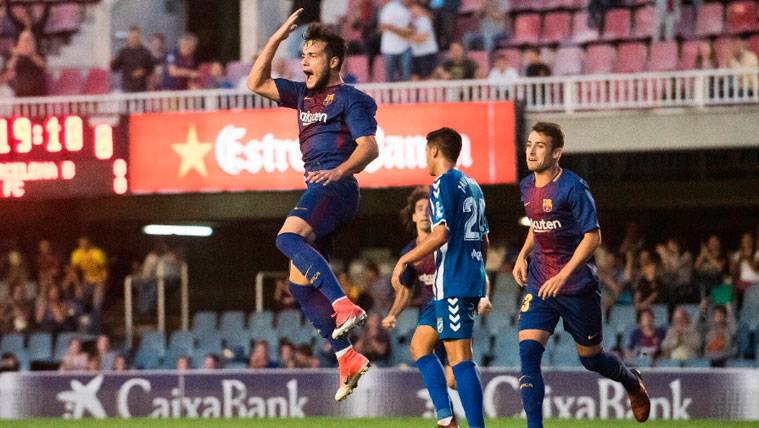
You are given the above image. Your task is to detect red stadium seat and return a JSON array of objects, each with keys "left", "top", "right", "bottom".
[
  {"left": 82, "top": 68, "right": 111, "bottom": 94},
  {"left": 44, "top": 3, "right": 82, "bottom": 34},
  {"left": 614, "top": 42, "right": 647, "bottom": 73},
  {"left": 583, "top": 44, "right": 615, "bottom": 74},
  {"left": 371, "top": 55, "right": 386, "bottom": 83},
  {"left": 50, "top": 69, "right": 83, "bottom": 96},
  {"left": 345, "top": 56, "right": 369, "bottom": 83},
  {"left": 714, "top": 37, "right": 736, "bottom": 68},
  {"left": 695, "top": 3, "right": 724, "bottom": 37},
  {"left": 542, "top": 12, "right": 572, "bottom": 44},
  {"left": 460, "top": 0, "right": 483, "bottom": 14},
  {"left": 679, "top": 40, "right": 700, "bottom": 70},
  {"left": 748, "top": 35, "right": 759, "bottom": 59},
  {"left": 512, "top": 13, "right": 541, "bottom": 45},
  {"left": 511, "top": 0, "right": 543, "bottom": 12},
  {"left": 603, "top": 8, "right": 632, "bottom": 41},
  {"left": 553, "top": 46, "right": 583, "bottom": 76},
  {"left": 572, "top": 11, "right": 600, "bottom": 44},
  {"left": 676, "top": 5, "right": 696, "bottom": 38},
  {"left": 726, "top": 1, "right": 758, "bottom": 34},
  {"left": 468, "top": 51, "right": 490, "bottom": 77},
  {"left": 648, "top": 41, "right": 678, "bottom": 72},
  {"left": 632, "top": 6, "right": 656, "bottom": 39}
]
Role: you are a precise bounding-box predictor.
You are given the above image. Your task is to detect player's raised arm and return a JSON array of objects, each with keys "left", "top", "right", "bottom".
[
  {"left": 246, "top": 8, "right": 303, "bottom": 101},
  {"left": 513, "top": 225, "right": 534, "bottom": 287}
]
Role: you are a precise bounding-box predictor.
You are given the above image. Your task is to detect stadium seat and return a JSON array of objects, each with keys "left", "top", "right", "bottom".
[
  {"left": 736, "top": 321, "right": 755, "bottom": 359},
  {"left": 676, "top": 5, "right": 697, "bottom": 38},
  {"left": 395, "top": 307, "right": 419, "bottom": 338},
  {"left": 162, "top": 331, "right": 195, "bottom": 369},
  {"left": 390, "top": 335, "right": 412, "bottom": 365},
  {"left": 648, "top": 41, "right": 678, "bottom": 71},
  {"left": 614, "top": 42, "right": 647, "bottom": 73},
  {"left": 490, "top": 350, "right": 520, "bottom": 367},
  {"left": 492, "top": 327, "right": 519, "bottom": 356},
  {"left": 683, "top": 358, "right": 710, "bottom": 368},
  {"left": 195, "top": 332, "right": 223, "bottom": 356},
  {"left": 714, "top": 37, "right": 737, "bottom": 69},
  {"left": 44, "top": 3, "right": 82, "bottom": 34},
  {"left": 632, "top": 6, "right": 656, "bottom": 39},
  {"left": 50, "top": 69, "right": 83, "bottom": 96},
  {"left": 655, "top": 359, "right": 683, "bottom": 368},
  {"left": 467, "top": 51, "right": 490, "bottom": 77},
  {"left": 282, "top": 327, "right": 313, "bottom": 345},
  {"left": 277, "top": 309, "right": 302, "bottom": 330},
  {"left": 224, "top": 332, "right": 252, "bottom": 358},
  {"left": 679, "top": 40, "right": 700, "bottom": 70},
  {"left": 748, "top": 35, "right": 759, "bottom": 59},
  {"left": 220, "top": 311, "right": 245, "bottom": 336},
  {"left": 583, "top": 44, "right": 615, "bottom": 74},
  {"left": 726, "top": 1, "right": 758, "bottom": 34},
  {"left": 695, "top": 3, "right": 724, "bottom": 37},
  {"left": 572, "top": 11, "right": 600, "bottom": 44},
  {"left": 192, "top": 311, "right": 218, "bottom": 335},
  {"left": 0, "top": 333, "right": 24, "bottom": 355},
  {"left": 552, "top": 46, "right": 583, "bottom": 76},
  {"left": 607, "top": 305, "right": 636, "bottom": 334},
  {"left": 494, "top": 49, "right": 522, "bottom": 71},
  {"left": 542, "top": 12, "right": 572, "bottom": 44},
  {"left": 460, "top": 0, "right": 483, "bottom": 14},
  {"left": 727, "top": 359, "right": 755, "bottom": 368},
  {"left": 82, "top": 69, "right": 111, "bottom": 95},
  {"left": 27, "top": 332, "right": 52, "bottom": 362},
  {"left": 248, "top": 310, "right": 274, "bottom": 331},
  {"left": 603, "top": 8, "right": 632, "bottom": 41},
  {"left": 134, "top": 330, "right": 165, "bottom": 369},
  {"left": 371, "top": 55, "right": 386, "bottom": 83},
  {"left": 54, "top": 332, "right": 79, "bottom": 361},
  {"left": 511, "top": 0, "right": 542, "bottom": 12},
  {"left": 512, "top": 13, "right": 541, "bottom": 45},
  {"left": 485, "top": 310, "right": 512, "bottom": 335},
  {"left": 345, "top": 55, "right": 369, "bottom": 84}
]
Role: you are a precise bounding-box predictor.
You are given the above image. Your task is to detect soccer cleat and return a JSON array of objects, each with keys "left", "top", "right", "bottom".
[
  {"left": 334, "top": 348, "right": 371, "bottom": 401},
  {"left": 331, "top": 298, "right": 367, "bottom": 339},
  {"left": 628, "top": 369, "right": 651, "bottom": 422},
  {"left": 436, "top": 415, "right": 459, "bottom": 428}
]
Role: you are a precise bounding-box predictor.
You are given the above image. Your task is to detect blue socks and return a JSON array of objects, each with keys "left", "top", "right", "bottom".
[
  {"left": 415, "top": 353, "right": 453, "bottom": 422},
  {"left": 580, "top": 351, "right": 640, "bottom": 393},
  {"left": 287, "top": 282, "right": 350, "bottom": 353},
  {"left": 452, "top": 360, "right": 484, "bottom": 428},
  {"left": 519, "top": 340, "right": 545, "bottom": 428},
  {"left": 276, "top": 233, "right": 346, "bottom": 303}
]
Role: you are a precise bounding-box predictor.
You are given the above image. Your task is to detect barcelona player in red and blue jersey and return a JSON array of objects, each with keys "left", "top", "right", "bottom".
[
  {"left": 247, "top": 10, "right": 379, "bottom": 401},
  {"left": 513, "top": 122, "right": 651, "bottom": 427}
]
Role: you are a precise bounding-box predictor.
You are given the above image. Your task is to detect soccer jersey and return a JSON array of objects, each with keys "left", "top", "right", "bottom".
[
  {"left": 519, "top": 169, "right": 600, "bottom": 295},
  {"left": 399, "top": 241, "right": 436, "bottom": 307},
  {"left": 429, "top": 169, "right": 489, "bottom": 299},
  {"left": 274, "top": 79, "right": 378, "bottom": 173}
]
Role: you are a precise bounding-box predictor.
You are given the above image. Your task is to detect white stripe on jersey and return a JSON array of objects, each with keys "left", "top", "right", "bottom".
[{"left": 434, "top": 242, "right": 448, "bottom": 300}]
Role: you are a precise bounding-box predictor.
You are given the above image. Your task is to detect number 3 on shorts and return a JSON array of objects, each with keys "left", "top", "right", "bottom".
[{"left": 520, "top": 293, "right": 533, "bottom": 313}]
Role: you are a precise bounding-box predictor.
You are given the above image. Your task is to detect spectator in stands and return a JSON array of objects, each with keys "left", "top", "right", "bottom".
[
  {"left": 730, "top": 232, "right": 759, "bottom": 308},
  {"left": 619, "top": 221, "right": 644, "bottom": 256},
  {"left": 0, "top": 245, "right": 32, "bottom": 300},
  {"left": 111, "top": 25, "right": 155, "bottom": 93},
  {"left": 148, "top": 33, "right": 167, "bottom": 90},
  {"left": 626, "top": 308, "right": 666, "bottom": 363},
  {"left": 161, "top": 33, "right": 199, "bottom": 91},
  {"left": 0, "top": 352, "right": 20, "bottom": 372},
  {"left": 202, "top": 353, "right": 222, "bottom": 370},
  {"left": 5, "top": 2, "right": 50, "bottom": 42},
  {"left": 352, "top": 0, "right": 382, "bottom": 80},
  {"left": 36, "top": 239, "right": 60, "bottom": 290},
  {"left": 176, "top": 355, "right": 191, "bottom": 372},
  {"left": 6, "top": 29, "right": 46, "bottom": 97},
  {"left": 274, "top": 278, "right": 298, "bottom": 311},
  {"left": 694, "top": 235, "right": 727, "bottom": 299},
  {"left": 657, "top": 238, "right": 696, "bottom": 313},
  {"left": 462, "top": 0, "right": 508, "bottom": 52},
  {"left": 0, "top": 282, "right": 33, "bottom": 334},
  {"left": 366, "top": 262, "right": 393, "bottom": 314},
  {"left": 278, "top": 340, "right": 296, "bottom": 368},
  {"left": 597, "top": 249, "right": 627, "bottom": 318},
  {"left": 59, "top": 338, "right": 87, "bottom": 372},
  {"left": 409, "top": 2, "right": 438, "bottom": 81},
  {"left": 95, "top": 334, "right": 116, "bottom": 372},
  {"left": 631, "top": 250, "right": 664, "bottom": 312},
  {"left": 729, "top": 38, "right": 759, "bottom": 96},
  {"left": 112, "top": 354, "right": 129, "bottom": 372},
  {"left": 700, "top": 304, "right": 736, "bottom": 367},
  {"left": 428, "top": 0, "right": 460, "bottom": 50},
  {"left": 59, "top": 264, "right": 86, "bottom": 321},
  {"left": 694, "top": 40, "right": 717, "bottom": 70},
  {"left": 206, "top": 61, "right": 234, "bottom": 89},
  {"left": 488, "top": 52, "right": 519, "bottom": 85},
  {"left": 86, "top": 354, "right": 101, "bottom": 372},
  {"left": 432, "top": 41, "right": 478, "bottom": 80},
  {"left": 293, "top": 344, "right": 320, "bottom": 368},
  {"left": 354, "top": 312, "right": 391, "bottom": 366},
  {"left": 660, "top": 307, "right": 701, "bottom": 361},
  {"left": 524, "top": 47, "right": 550, "bottom": 77},
  {"left": 70, "top": 236, "right": 108, "bottom": 318},
  {"left": 655, "top": 0, "right": 680, "bottom": 41},
  {"left": 248, "top": 340, "right": 278, "bottom": 369},
  {"left": 379, "top": 0, "right": 414, "bottom": 82},
  {"left": 34, "top": 285, "right": 70, "bottom": 333}
]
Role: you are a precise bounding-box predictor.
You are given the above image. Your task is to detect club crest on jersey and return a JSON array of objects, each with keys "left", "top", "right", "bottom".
[
  {"left": 437, "top": 317, "right": 444, "bottom": 333},
  {"left": 323, "top": 93, "right": 335, "bottom": 106},
  {"left": 542, "top": 198, "right": 553, "bottom": 212}
]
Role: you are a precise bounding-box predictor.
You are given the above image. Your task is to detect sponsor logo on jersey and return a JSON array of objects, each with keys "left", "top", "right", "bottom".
[
  {"left": 542, "top": 198, "right": 553, "bottom": 212},
  {"left": 531, "top": 218, "right": 563, "bottom": 232},
  {"left": 299, "top": 111, "right": 328, "bottom": 125}
]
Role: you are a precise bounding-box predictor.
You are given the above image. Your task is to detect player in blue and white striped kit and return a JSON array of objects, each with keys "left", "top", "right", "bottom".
[{"left": 392, "top": 127, "right": 490, "bottom": 428}]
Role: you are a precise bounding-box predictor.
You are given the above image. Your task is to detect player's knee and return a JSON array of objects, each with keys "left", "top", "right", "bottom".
[
  {"left": 409, "top": 341, "right": 429, "bottom": 361},
  {"left": 579, "top": 354, "right": 601, "bottom": 372}
]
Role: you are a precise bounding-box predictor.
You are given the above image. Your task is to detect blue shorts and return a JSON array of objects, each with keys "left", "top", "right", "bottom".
[
  {"left": 417, "top": 302, "right": 448, "bottom": 365},
  {"left": 435, "top": 297, "right": 479, "bottom": 341},
  {"left": 288, "top": 178, "right": 359, "bottom": 253},
  {"left": 517, "top": 289, "right": 603, "bottom": 347}
]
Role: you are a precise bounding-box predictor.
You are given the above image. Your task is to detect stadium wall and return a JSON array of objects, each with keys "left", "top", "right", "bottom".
[{"left": 1, "top": 368, "right": 757, "bottom": 420}]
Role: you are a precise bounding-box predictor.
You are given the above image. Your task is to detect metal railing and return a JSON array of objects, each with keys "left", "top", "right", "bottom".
[
  {"left": 0, "top": 68, "right": 757, "bottom": 117},
  {"left": 124, "top": 261, "right": 189, "bottom": 349}
]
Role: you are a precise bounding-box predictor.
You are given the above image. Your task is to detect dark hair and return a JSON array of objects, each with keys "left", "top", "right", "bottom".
[
  {"left": 636, "top": 308, "right": 654, "bottom": 322},
  {"left": 531, "top": 121, "right": 564, "bottom": 149},
  {"left": 304, "top": 23, "right": 346, "bottom": 71},
  {"left": 128, "top": 25, "right": 141, "bottom": 33},
  {"left": 400, "top": 186, "right": 430, "bottom": 233},
  {"left": 426, "top": 127, "right": 462, "bottom": 163},
  {"left": 713, "top": 304, "right": 727, "bottom": 317}
]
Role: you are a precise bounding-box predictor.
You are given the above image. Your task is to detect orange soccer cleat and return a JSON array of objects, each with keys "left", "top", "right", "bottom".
[
  {"left": 331, "top": 297, "right": 367, "bottom": 339},
  {"left": 628, "top": 369, "right": 651, "bottom": 422},
  {"left": 334, "top": 348, "right": 371, "bottom": 401}
]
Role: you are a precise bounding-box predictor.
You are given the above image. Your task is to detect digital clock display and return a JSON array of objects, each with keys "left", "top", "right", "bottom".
[{"left": 0, "top": 115, "right": 129, "bottom": 199}]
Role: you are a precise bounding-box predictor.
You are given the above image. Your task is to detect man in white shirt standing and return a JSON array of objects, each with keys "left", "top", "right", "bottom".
[
  {"left": 379, "top": 0, "right": 414, "bottom": 82},
  {"left": 409, "top": 3, "right": 439, "bottom": 80}
]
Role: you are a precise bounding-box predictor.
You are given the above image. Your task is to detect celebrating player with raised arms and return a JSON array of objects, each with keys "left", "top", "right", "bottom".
[
  {"left": 246, "top": 9, "right": 379, "bottom": 401},
  {"left": 392, "top": 128, "right": 491, "bottom": 428},
  {"left": 513, "top": 122, "right": 651, "bottom": 427}
]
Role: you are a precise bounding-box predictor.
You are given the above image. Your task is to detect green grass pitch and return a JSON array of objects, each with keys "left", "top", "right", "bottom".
[{"left": 1, "top": 418, "right": 759, "bottom": 428}]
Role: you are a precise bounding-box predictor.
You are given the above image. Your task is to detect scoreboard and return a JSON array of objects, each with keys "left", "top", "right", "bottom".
[{"left": 0, "top": 115, "right": 128, "bottom": 199}]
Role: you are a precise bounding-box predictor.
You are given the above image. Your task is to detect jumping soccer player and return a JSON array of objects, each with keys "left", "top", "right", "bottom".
[
  {"left": 513, "top": 122, "right": 651, "bottom": 427},
  {"left": 247, "top": 9, "right": 379, "bottom": 401},
  {"left": 392, "top": 128, "right": 490, "bottom": 428}
]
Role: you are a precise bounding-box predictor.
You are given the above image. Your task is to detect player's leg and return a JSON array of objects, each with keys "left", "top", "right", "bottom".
[
  {"left": 439, "top": 297, "right": 484, "bottom": 428},
  {"left": 517, "top": 292, "right": 560, "bottom": 428},
  {"left": 559, "top": 292, "right": 650, "bottom": 422},
  {"left": 411, "top": 307, "right": 455, "bottom": 427}
]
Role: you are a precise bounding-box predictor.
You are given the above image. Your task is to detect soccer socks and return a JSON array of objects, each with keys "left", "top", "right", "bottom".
[
  {"left": 519, "top": 340, "right": 545, "bottom": 428},
  {"left": 580, "top": 351, "right": 640, "bottom": 393},
  {"left": 451, "top": 360, "right": 485, "bottom": 428},
  {"left": 287, "top": 282, "right": 351, "bottom": 353},
  {"left": 276, "top": 233, "right": 346, "bottom": 303},
  {"left": 415, "top": 353, "right": 453, "bottom": 422}
]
